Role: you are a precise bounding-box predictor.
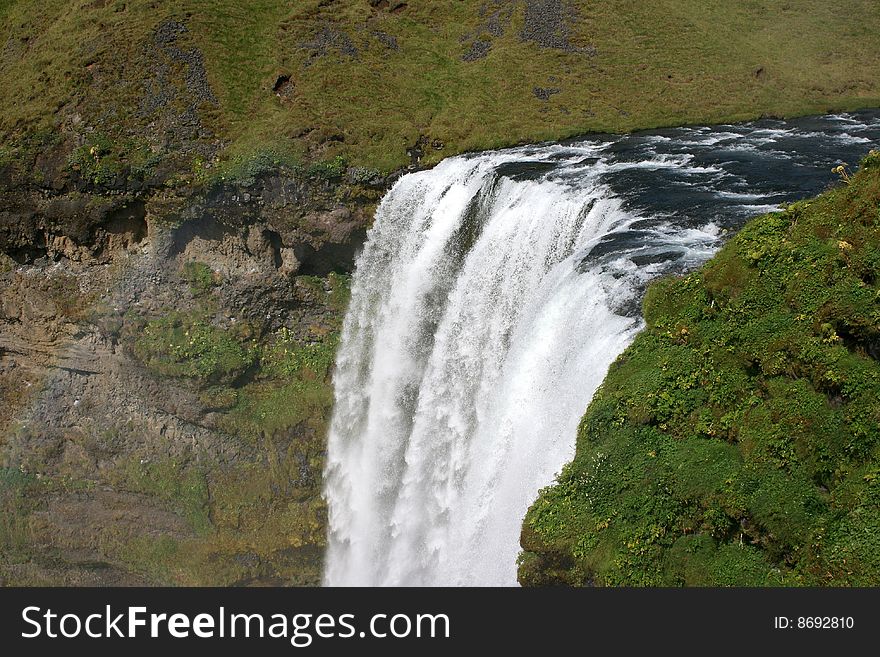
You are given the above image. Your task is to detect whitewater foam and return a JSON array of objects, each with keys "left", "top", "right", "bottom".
[
  {"left": 322, "top": 110, "right": 880, "bottom": 587},
  {"left": 323, "top": 150, "right": 719, "bottom": 586}
]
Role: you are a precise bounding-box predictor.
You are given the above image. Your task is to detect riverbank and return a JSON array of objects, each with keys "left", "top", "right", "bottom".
[
  {"left": 3, "top": 1, "right": 880, "bottom": 177},
  {"left": 520, "top": 150, "right": 880, "bottom": 586}
]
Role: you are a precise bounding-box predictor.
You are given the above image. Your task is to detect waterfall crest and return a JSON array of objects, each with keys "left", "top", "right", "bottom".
[
  {"left": 323, "top": 111, "right": 880, "bottom": 585},
  {"left": 325, "top": 149, "right": 699, "bottom": 585}
]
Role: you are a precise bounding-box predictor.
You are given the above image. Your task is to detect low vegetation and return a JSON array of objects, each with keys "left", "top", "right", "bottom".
[
  {"left": 1, "top": 1, "right": 879, "bottom": 178},
  {"left": 520, "top": 151, "right": 880, "bottom": 586},
  {"left": 112, "top": 273, "right": 350, "bottom": 584},
  {"left": 133, "top": 312, "right": 257, "bottom": 384}
]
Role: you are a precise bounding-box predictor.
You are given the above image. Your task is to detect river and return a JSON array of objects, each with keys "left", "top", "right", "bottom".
[{"left": 323, "top": 110, "right": 880, "bottom": 586}]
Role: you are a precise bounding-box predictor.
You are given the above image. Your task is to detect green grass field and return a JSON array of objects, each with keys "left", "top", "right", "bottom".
[{"left": 1, "top": 0, "right": 879, "bottom": 174}]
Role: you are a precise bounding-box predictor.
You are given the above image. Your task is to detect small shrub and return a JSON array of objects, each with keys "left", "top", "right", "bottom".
[
  {"left": 67, "top": 134, "right": 124, "bottom": 187},
  {"left": 307, "top": 155, "right": 347, "bottom": 180}
]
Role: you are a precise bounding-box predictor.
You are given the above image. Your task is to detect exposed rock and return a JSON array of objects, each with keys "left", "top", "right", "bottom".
[
  {"left": 520, "top": 0, "right": 596, "bottom": 55},
  {"left": 137, "top": 19, "right": 218, "bottom": 154},
  {"left": 460, "top": 1, "right": 515, "bottom": 61},
  {"left": 460, "top": 1, "right": 597, "bottom": 61},
  {"left": 279, "top": 247, "right": 302, "bottom": 276},
  {"left": 300, "top": 25, "right": 359, "bottom": 63},
  {"left": 533, "top": 86, "right": 561, "bottom": 101},
  {"left": 0, "top": 160, "right": 376, "bottom": 585},
  {"left": 371, "top": 30, "right": 399, "bottom": 51},
  {"left": 462, "top": 39, "right": 492, "bottom": 62}
]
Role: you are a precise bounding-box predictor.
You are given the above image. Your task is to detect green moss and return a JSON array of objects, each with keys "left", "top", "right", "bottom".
[
  {"left": 0, "top": 467, "right": 37, "bottom": 564},
  {"left": 108, "top": 458, "right": 211, "bottom": 535},
  {"left": 521, "top": 153, "right": 880, "bottom": 586},
  {"left": 295, "top": 273, "right": 351, "bottom": 313},
  {"left": 118, "top": 535, "right": 181, "bottom": 582},
  {"left": 226, "top": 380, "right": 329, "bottom": 439},
  {"left": 198, "top": 386, "right": 238, "bottom": 410},
  {"left": 223, "top": 328, "right": 338, "bottom": 439},
  {"left": 295, "top": 275, "right": 327, "bottom": 296},
  {"left": 133, "top": 311, "right": 256, "bottom": 385},
  {"left": 181, "top": 261, "right": 218, "bottom": 296},
  {"left": 327, "top": 272, "right": 352, "bottom": 312}
]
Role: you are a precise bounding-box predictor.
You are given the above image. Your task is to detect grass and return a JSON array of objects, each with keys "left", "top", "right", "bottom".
[
  {"left": 520, "top": 151, "right": 880, "bottom": 586},
  {"left": 0, "top": 467, "right": 37, "bottom": 564},
  {"left": 132, "top": 310, "right": 256, "bottom": 385},
  {"left": 1, "top": 1, "right": 879, "bottom": 176},
  {"left": 86, "top": 274, "right": 349, "bottom": 585}
]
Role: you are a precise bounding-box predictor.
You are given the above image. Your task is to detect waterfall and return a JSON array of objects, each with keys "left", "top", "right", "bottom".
[
  {"left": 323, "top": 148, "right": 708, "bottom": 585},
  {"left": 323, "top": 111, "right": 880, "bottom": 586}
]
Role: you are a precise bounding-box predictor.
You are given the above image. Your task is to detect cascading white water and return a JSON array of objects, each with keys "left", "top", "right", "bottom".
[
  {"left": 322, "top": 145, "right": 720, "bottom": 586},
  {"left": 323, "top": 111, "right": 880, "bottom": 586}
]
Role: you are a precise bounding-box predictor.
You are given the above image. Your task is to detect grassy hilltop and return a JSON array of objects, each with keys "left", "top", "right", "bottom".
[
  {"left": 520, "top": 152, "right": 880, "bottom": 586},
  {"left": 1, "top": 0, "right": 880, "bottom": 176}
]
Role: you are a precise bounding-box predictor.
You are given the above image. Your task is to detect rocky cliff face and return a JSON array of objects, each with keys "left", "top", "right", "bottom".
[
  {"left": 0, "top": 4, "right": 402, "bottom": 585},
  {"left": 0, "top": 158, "right": 382, "bottom": 585}
]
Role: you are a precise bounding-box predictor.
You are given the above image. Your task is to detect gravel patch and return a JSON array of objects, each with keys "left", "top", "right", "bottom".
[
  {"left": 533, "top": 86, "right": 560, "bottom": 101},
  {"left": 300, "top": 25, "right": 359, "bottom": 64},
  {"left": 461, "top": 1, "right": 596, "bottom": 62}
]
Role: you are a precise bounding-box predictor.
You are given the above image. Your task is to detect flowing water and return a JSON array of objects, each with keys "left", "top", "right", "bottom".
[{"left": 324, "top": 110, "right": 880, "bottom": 586}]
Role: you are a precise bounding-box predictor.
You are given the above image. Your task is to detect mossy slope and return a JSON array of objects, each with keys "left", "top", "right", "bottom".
[
  {"left": 0, "top": 266, "right": 349, "bottom": 586},
  {"left": 1, "top": 0, "right": 880, "bottom": 175},
  {"left": 520, "top": 153, "right": 880, "bottom": 586}
]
